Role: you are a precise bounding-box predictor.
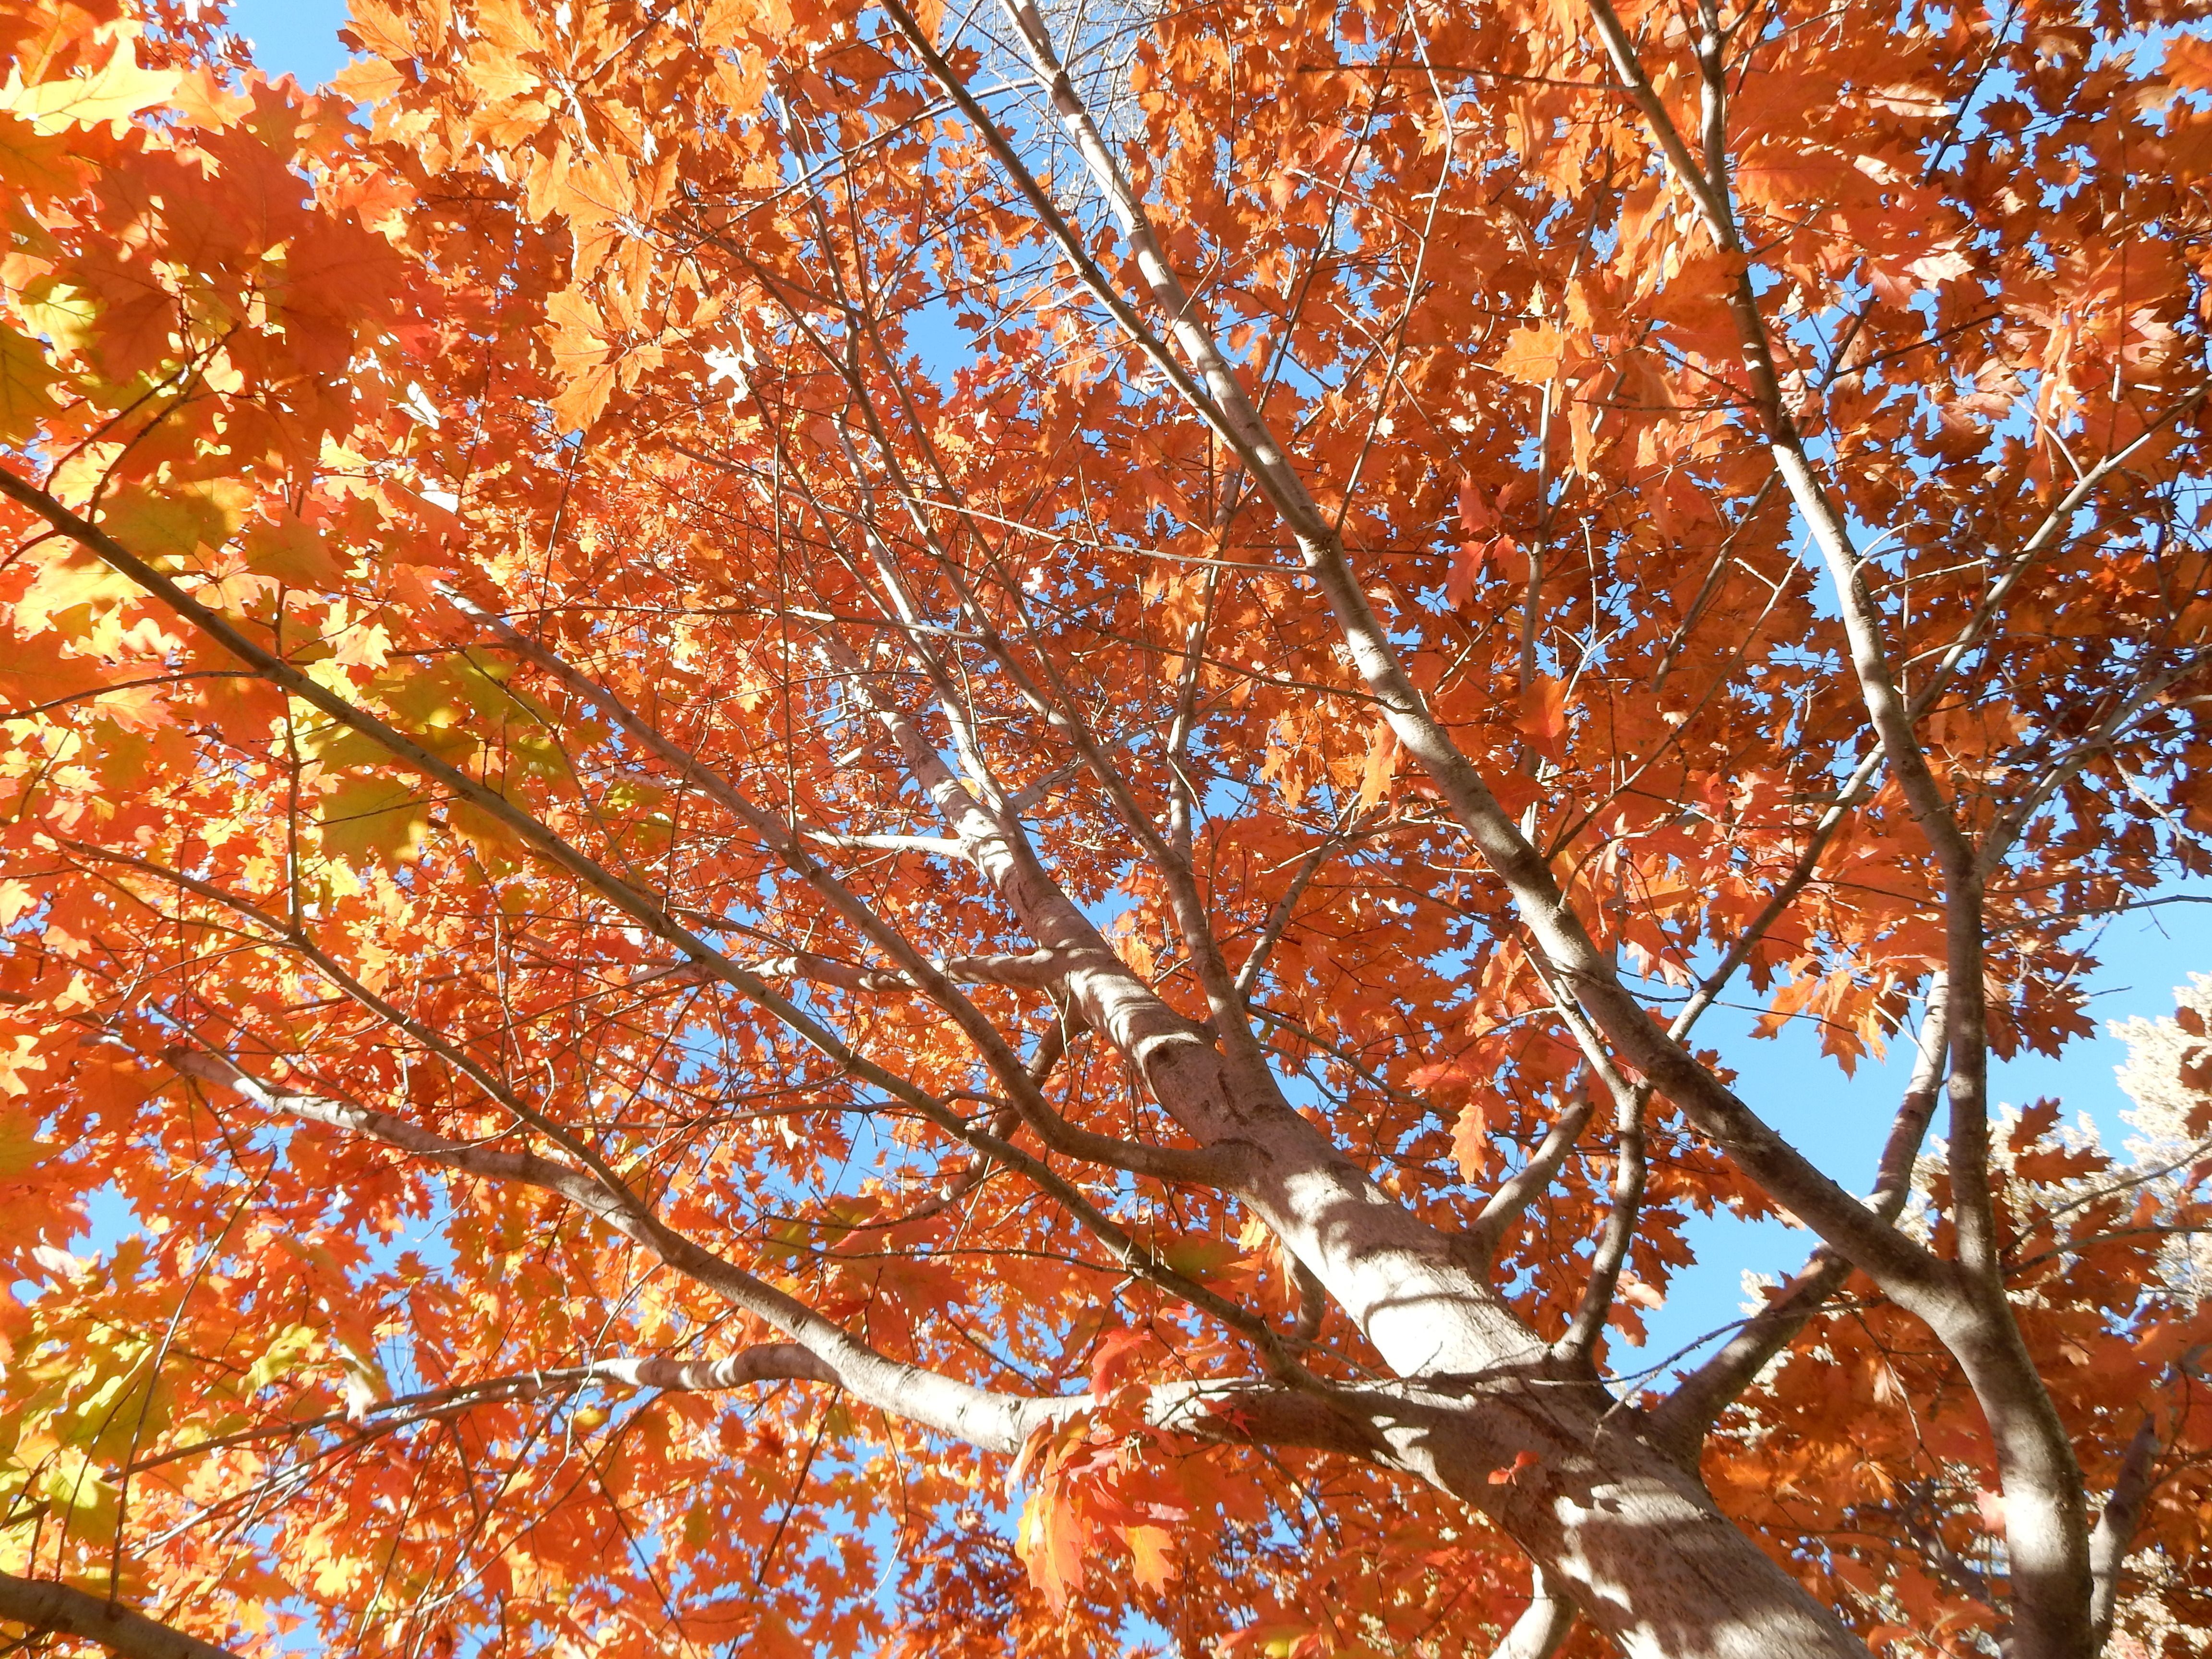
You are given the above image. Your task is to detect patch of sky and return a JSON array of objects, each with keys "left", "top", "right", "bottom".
[
  {"left": 60, "top": 1179, "right": 144, "bottom": 1268},
  {"left": 361, "top": 1176, "right": 460, "bottom": 1286},
  {"left": 1613, "top": 874, "right": 2212, "bottom": 1389},
  {"left": 222, "top": 0, "right": 356, "bottom": 89}
]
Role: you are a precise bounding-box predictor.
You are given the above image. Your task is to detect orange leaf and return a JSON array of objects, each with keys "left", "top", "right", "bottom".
[
  {"left": 1357, "top": 719, "right": 1400, "bottom": 809},
  {"left": 1493, "top": 323, "right": 1576, "bottom": 385},
  {"left": 1016, "top": 1484, "right": 1090, "bottom": 1606},
  {"left": 1125, "top": 1522, "right": 1176, "bottom": 1593},
  {"left": 1517, "top": 675, "right": 1569, "bottom": 759},
  {"left": 1488, "top": 1450, "right": 1539, "bottom": 1485}
]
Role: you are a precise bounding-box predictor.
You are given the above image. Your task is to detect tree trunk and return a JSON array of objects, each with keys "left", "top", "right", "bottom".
[
  {"left": 1373, "top": 1371, "right": 1870, "bottom": 1659},
  {"left": 1115, "top": 1008, "right": 1875, "bottom": 1657}
]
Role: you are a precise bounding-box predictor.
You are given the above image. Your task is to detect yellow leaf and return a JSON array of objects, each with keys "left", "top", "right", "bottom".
[
  {"left": 550, "top": 355, "right": 619, "bottom": 431},
  {"left": 0, "top": 44, "right": 177, "bottom": 135},
  {"left": 1126, "top": 1522, "right": 1176, "bottom": 1592},
  {"left": 330, "top": 618, "right": 394, "bottom": 670},
  {"left": 318, "top": 775, "right": 431, "bottom": 864},
  {"left": 0, "top": 1114, "right": 55, "bottom": 1178},
  {"left": 97, "top": 479, "right": 254, "bottom": 566},
  {"left": 242, "top": 512, "right": 342, "bottom": 589},
  {"left": 243, "top": 1324, "right": 320, "bottom": 1394},
  {"left": 35, "top": 1447, "right": 118, "bottom": 1537},
  {"left": 340, "top": 0, "right": 420, "bottom": 59},
  {"left": 0, "top": 320, "right": 60, "bottom": 440},
  {"left": 13, "top": 278, "right": 97, "bottom": 356},
  {"left": 14, "top": 547, "right": 137, "bottom": 634}
]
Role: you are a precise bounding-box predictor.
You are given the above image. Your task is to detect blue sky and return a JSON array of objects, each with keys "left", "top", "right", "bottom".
[
  {"left": 1630, "top": 887, "right": 2212, "bottom": 1370},
  {"left": 226, "top": 0, "right": 355, "bottom": 87}
]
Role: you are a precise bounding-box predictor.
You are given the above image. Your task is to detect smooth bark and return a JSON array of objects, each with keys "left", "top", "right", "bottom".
[{"left": 0, "top": 1572, "right": 245, "bottom": 1659}]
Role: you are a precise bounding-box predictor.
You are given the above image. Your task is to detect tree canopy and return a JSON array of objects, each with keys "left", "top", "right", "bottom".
[{"left": 2, "top": 1, "right": 2211, "bottom": 1657}]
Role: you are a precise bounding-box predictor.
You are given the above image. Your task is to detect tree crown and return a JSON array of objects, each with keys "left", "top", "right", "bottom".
[{"left": 2, "top": 1, "right": 2210, "bottom": 1656}]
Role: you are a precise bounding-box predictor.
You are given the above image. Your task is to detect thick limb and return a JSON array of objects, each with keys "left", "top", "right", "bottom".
[
  {"left": 0, "top": 1571, "right": 245, "bottom": 1659},
  {"left": 1491, "top": 1564, "right": 1576, "bottom": 1659},
  {"left": 1585, "top": 10, "right": 2101, "bottom": 1642}
]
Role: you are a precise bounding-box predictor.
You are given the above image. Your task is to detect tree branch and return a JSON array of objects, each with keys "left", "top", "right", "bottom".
[
  {"left": 1647, "top": 978, "right": 1950, "bottom": 1460},
  {"left": 1556, "top": 1068, "right": 1649, "bottom": 1363},
  {"left": 2088, "top": 1409, "right": 2163, "bottom": 1651},
  {"left": 77, "top": 832, "right": 1284, "bottom": 1381},
  {"left": 445, "top": 595, "right": 1239, "bottom": 1187},
  {"left": 126, "top": 1346, "right": 843, "bottom": 1474},
  {"left": 1584, "top": 9, "right": 2113, "bottom": 1640},
  {"left": 1489, "top": 1563, "right": 1576, "bottom": 1659},
  {"left": 875, "top": 0, "right": 1948, "bottom": 1310},
  {"left": 746, "top": 947, "right": 1078, "bottom": 993},
  {"left": 1462, "top": 1082, "right": 1596, "bottom": 1268},
  {"left": 158, "top": 1043, "right": 1083, "bottom": 1454},
  {"left": 1234, "top": 805, "right": 1373, "bottom": 1000},
  {"left": 0, "top": 1572, "right": 245, "bottom": 1659},
  {"left": 0, "top": 464, "right": 1229, "bottom": 1221},
  {"left": 2089, "top": 1343, "right": 2207, "bottom": 1650}
]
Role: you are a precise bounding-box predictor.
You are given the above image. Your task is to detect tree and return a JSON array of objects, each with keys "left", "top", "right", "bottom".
[{"left": 2, "top": 0, "right": 2210, "bottom": 1654}]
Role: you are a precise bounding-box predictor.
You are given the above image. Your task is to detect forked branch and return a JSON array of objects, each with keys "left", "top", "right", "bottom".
[
  {"left": 1647, "top": 978, "right": 1951, "bottom": 1460},
  {"left": 874, "top": 0, "right": 1948, "bottom": 1307}
]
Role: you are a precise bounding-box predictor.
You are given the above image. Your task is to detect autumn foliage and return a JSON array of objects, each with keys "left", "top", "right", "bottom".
[{"left": 3, "top": 0, "right": 2212, "bottom": 1657}]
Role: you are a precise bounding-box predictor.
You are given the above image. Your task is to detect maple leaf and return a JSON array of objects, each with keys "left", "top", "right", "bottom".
[
  {"left": 1450, "top": 1102, "right": 1491, "bottom": 1181},
  {"left": 1516, "top": 673, "right": 1570, "bottom": 759},
  {"left": 1126, "top": 1521, "right": 1177, "bottom": 1592},
  {"left": 0, "top": 39, "right": 175, "bottom": 135},
  {"left": 1088, "top": 1327, "right": 1151, "bottom": 1395},
  {"left": 0, "top": 1113, "right": 55, "bottom": 1178},
  {"left": 317, "top": 776, "right": 431, "bottom": 864},
  {"left": 1493, "top": 322, "right": 1578, "bottom": 385},
  {"left": 1356, "top": 718, "right": 1399, "bottom": 809},
  {"left": 1488, "top": 1450, "right": 1539, "bottom": 1486},
  {"left": 241, "top": 511, "right": 343, "bottom": 589},
  {"left": 1015, "top": 1482, "right": 1090, "bottom": 1607},
  {"left": 1443, "top": 539, "right": 1484, "bottom": 610},
  {"left": 542, "top": 285, "right": 619, "bottom": 430},
  {"left": 0, "top": 319, "right": 60, "bottom": 439},
  {"left": 0, "top": 108, "right": 88, "bottom": 195}
]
